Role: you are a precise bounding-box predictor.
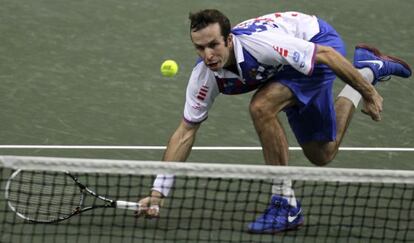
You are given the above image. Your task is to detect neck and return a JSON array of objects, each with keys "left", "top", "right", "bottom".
[
  {"left": 225, "top": 63, "right": 238, "bottom": 75},
  {"left": 224, "top": 47, "right": 238, "bottom": 74}
]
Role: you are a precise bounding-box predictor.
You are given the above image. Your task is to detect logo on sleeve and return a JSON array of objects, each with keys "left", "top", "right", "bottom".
[
  {"left": 293, "top": 51, "right": 301, "bottom": 63},
  {"left": 191, "top": 102, "right": 202, "bottom": 110},
  {"left": 196, "top": 85, "right": 209, "bottom": 101},
  {"left": 273, "top": 46, "right": 288, "bottom": 57}
]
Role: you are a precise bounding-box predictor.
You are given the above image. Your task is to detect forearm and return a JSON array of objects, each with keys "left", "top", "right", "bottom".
[
  {"left": 162, "top": 123, "right": 198, "bottom": 162},
  {"left": 316, "top": 45, "right": 376, "bottom": 99},
  {"left": 152, "top": 120, "right": 199, "bottom": 197}
]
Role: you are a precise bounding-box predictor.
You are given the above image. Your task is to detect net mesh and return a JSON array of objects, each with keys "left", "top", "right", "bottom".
[
  {"left": 1, "top": 156, "right": 413, "bottom": 243},
  {"left": 6, "top": 170, "right": 82, "bottom": 222}
]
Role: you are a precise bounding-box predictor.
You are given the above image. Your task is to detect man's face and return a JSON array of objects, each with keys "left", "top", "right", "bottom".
[{"left": 191, "top": 23, "right": 232, "bottom": 71}]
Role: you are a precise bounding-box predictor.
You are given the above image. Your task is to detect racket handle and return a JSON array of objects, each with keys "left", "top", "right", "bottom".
[{"left": 115, "top": 200, "right": 142, "bottom": 211}]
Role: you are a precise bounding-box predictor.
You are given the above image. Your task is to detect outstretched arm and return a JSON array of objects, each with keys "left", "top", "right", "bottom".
[
  {"left": 315, "top": 44, "right": 383, "bottom": 121},
  {"left": 136, "top": 119, "right": 200, "bottom": 217},
  {"left": 162, "top": 119, "right": 200, "bottom": 162}
]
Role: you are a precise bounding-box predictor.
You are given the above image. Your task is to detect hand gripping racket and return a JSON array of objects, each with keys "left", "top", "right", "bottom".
[{"left": 5, "top": 169, "right": 143, "bottom": 223}]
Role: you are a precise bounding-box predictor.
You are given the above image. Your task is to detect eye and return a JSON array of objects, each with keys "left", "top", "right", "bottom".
[
  {"left": 195, "top": 45, "right": 204, "bottom": 51},
  {"left": 208, "top": 42, "right": 219, "bottom": 49}
]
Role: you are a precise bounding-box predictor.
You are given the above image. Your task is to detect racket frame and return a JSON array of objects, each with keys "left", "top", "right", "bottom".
[{"left": 5, "top": 169, "right": 141, "bottom": 223}]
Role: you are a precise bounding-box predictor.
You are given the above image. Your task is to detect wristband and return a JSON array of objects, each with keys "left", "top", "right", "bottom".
[{"left": 152, "top": 174, "right": 175, "bottom": 197}]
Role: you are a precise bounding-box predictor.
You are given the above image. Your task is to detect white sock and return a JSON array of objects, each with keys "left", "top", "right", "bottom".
[
  {"left": 271, "top": 179, "right": 297, "bottom": 207},
  {"left": 337, "top": 68, "right": 375, "bottom": 108},
  {"left": 359, "top": 67, "right": 375, "bottom": 83}
]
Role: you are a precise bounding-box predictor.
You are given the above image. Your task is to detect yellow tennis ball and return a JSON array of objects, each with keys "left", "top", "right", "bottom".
[{"left": 160, "top": 60, "right": 178, "bottom": 77}]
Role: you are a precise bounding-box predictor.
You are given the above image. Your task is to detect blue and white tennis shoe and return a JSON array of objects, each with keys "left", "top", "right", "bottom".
[
  {"left": 248, "top": 195, "right": 304, "bottom": 234},
  {"left": 353, "top": 43, "right": 412, "bottom": 85}
]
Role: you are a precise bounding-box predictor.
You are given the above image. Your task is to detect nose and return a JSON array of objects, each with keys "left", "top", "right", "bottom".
[{"left": 204, "top": 48, "right": 214, "bottom": 61}]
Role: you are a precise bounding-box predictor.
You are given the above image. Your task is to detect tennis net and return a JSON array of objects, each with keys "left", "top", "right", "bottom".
[{"left": 0, "top": 155, "right": 413, "bottom": 243}]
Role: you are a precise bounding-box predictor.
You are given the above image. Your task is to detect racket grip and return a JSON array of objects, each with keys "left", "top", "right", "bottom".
[{"left": 116, "top": 200, "right": 142, "bottom": 211}]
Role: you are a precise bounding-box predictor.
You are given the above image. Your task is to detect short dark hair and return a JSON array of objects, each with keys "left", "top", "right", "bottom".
[{"left": 189, "top": 9, "right": 231, "bottom": 40}]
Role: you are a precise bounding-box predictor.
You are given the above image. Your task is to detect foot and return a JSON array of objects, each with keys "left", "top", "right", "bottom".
[
  {"left": 247, "top": 195, "right": 304, "bottom": 234},
  {"left": 353, "top": 43, "right": 412, "bottom": 84}
]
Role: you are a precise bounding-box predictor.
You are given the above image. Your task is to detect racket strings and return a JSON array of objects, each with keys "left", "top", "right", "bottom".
[{"left": 7, "top": 170, "right": 82, "bottom": 222}]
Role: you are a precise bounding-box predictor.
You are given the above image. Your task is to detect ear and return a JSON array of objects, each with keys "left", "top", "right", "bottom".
[{"left": 226, "top": 34, "right": 233, "bottom": 47}]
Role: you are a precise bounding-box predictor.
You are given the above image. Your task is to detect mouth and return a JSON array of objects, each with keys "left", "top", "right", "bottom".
[{"left": 206, "top": 61, "right": 219, "bottom": 69}]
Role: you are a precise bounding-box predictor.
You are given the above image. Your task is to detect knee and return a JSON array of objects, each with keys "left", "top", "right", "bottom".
[
  {"left": 303, "top": 146, "right": 338, "bottom": 166},
  {"left": 249, "top": 99, "right": 271, "bottom": 120},
  {"left": 249, "top": 82, "right": 295, "bottom": 122},
  {"left": 308, "top": 155, "right": 334, "bottom": 166},
  {"left": 249, "top": 98, "right": 280, "bottom": 122}
]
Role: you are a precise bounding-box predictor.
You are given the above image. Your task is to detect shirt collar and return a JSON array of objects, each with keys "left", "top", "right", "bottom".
[
  {"left": 214, "top": 35, "right": 245, "bottom": 79},
  {"left": 232, "top": 34, "right": 245, "bottom": 64}
]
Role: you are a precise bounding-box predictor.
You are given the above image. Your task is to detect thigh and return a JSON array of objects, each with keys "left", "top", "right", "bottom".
[
  {"left": 284, "top": 86, "right": 337, "bottom": 145},
  {"left": 250, "top": 82, "right": 297, "bottom": 113}
]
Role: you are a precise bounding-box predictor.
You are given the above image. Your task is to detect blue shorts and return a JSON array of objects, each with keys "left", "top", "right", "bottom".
[{"left": 275, "top": 18, "right": 346, "bottom": 144}]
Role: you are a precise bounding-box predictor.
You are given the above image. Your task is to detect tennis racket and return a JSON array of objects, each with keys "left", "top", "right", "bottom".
[{"left": 5, "top": 169, "right": 143, "bottom": 223}]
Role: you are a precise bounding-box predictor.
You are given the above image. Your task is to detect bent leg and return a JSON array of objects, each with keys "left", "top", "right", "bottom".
[
  {"left": 301, "top": 58, "right": 382, "bottom": 166},
  {"left": 249, "top": 82, "right": 296, "bottom": 166},
  {"left": 305, "top": 44, "right": 414, "bottom": 166},
  {"left": 301, "top": 96, "right": 355, "bottom": 166}
]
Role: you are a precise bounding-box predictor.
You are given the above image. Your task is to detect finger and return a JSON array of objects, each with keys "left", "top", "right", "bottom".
[
  {"left": 361, "top": 108, "right": 369, "bottom": 116},
  {"left": 134, "top": 206, "right": 148, "bottom": 218},
  {"left": 134, "top": 210, "right": 144, "bottom": 218},
  {"left": 138, "top": 197, "right": 151, "bottom": 205},
  {"left": 378, "top": 104, "right": 383, "bottom": 113},
  {"left": 369, "top": 107, "right": 381, "bottom": 121},
  {"left": 361, "top": 109, "right": 381, "bottom": 121},
  {"left": 373, "top": 113, "right": 381, "bottom": 121},
  {"left": 145, "top": 205, "right": 160, "bottom": 218}
]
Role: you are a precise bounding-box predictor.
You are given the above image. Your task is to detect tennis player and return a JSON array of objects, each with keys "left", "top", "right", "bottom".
[{"left": 137, "top": 9, "right": 411, "bottom": 233}]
